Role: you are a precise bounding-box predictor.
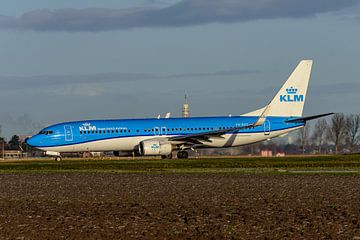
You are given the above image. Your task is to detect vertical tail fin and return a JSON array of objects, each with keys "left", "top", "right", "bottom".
[{"left": 266, "top": 60, "right": 313, "bottom": 117}]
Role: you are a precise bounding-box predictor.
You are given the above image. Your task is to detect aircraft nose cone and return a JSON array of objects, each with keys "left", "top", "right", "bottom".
[{"left": 26, "top": 136, "right": 39, "bottom": 147}]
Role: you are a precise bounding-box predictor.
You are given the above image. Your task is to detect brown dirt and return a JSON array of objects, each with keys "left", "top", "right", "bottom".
[{"left": 0, "top": 174, "right": 359, "bottom": 239}]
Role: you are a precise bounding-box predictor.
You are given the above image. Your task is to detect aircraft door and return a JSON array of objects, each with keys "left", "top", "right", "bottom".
[
  {"left": 64, "top": 125, "right": 73, "bottom": 141},
  {"left": 264, "top": 120, "right": 271, "bottom": 135},
  {"left": 154, "top": 126, "right": 167, "bottom": 136},
  {"left": 154, "top": 127, "right": 160, "bottom": 136},
  {"left": 161, "top": 127, "right": 167, "bottom": 136}
]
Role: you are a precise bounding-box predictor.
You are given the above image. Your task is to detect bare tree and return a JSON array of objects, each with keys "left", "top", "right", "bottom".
[
  {"left": 312, "top": 119, "right": 328, "bottom": 154},
  {"left": 345, "top": 114, "right": 360, "bottom": 152},
  {"left": 297, "top": 124, "right": 310, "bottom": 154},
  {"left": 327, "top": 113, "right": 346, "bottom": 154}
]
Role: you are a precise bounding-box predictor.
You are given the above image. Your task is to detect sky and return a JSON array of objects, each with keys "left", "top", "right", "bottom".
[{"left": 0, "top": 0, "right": 359, "bottom": 138}]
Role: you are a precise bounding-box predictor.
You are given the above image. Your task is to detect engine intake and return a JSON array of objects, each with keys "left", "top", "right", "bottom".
[{"left": 138, "top": 140, "right": 172, "bottom": 156}]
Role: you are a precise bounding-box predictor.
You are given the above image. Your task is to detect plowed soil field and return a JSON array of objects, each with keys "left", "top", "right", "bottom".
[{"left": 1, "top": 173, "right": 360, "bottom": 239}]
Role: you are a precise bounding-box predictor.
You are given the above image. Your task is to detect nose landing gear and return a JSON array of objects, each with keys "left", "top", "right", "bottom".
[{"left": 45, "top": 151, "right": 62, "bottom": 162}]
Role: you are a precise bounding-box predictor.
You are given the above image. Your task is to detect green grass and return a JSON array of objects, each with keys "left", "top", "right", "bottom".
[{"left": 1, "top": 155, "right": 360, "bottom": 175}]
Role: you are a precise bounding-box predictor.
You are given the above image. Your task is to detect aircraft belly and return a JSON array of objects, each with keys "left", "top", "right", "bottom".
[
  {"left": 204, "top": 127, "right": 301, "bottom": 148},
  {"left": 40, "top": 136, "right": 167, "bottom": 153}
]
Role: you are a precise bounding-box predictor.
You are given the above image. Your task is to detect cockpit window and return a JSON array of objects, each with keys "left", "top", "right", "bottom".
[{"left": 39, "top": 130, "right": 53, "bottom": 135}]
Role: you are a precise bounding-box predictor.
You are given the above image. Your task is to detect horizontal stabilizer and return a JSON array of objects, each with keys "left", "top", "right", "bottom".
[{"left": 285, "top": 113, "right": 334, "bottom": 123}]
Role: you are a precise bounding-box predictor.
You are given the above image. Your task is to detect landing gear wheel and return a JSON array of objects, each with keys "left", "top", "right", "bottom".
[
  {"left": 54, "top": 156, "right": 62, "bottom": 162},
  {"left": 161, "top": 153, "right": 173, "bottom": 159},
  {"left": 177, "top": 151, "right": 188, "bottom": 159}
]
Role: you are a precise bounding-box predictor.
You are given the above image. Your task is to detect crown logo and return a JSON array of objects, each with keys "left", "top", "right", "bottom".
[
  {"left": 286, "top": 87, "right": 298, "bottom": 94},
  {"left": 83, "top": 122, "right": 91, "bottom": 126}
]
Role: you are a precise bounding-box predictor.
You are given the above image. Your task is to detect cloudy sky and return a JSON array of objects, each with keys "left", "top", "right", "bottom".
[{"left": 0, "top": 0, "right": 359, "bottom": 137}]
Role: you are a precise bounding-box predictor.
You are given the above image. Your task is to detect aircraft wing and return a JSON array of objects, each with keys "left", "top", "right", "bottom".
[{"left": 168, "top": 105, "right": 271, "bottom": 144}]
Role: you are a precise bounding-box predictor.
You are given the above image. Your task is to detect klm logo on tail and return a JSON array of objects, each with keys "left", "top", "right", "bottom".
[{"left": 280, "top": 86, "right": 304, "bottom": 102}]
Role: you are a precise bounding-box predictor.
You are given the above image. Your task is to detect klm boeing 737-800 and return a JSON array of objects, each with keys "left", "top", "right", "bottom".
[{"left": 26, "top": 60, "right": 332, "bottom": 161}]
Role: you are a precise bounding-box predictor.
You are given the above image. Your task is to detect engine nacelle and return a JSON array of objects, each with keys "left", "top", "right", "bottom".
[{"left": 138, "top": 140, "right": 172, "bottom": 156}]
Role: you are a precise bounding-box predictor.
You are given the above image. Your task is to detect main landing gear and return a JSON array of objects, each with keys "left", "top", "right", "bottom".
[
  {"left": 54, "top": 156, "right": 62, "bottom": 162},
  {"left": 177, "top": 151, "right": 189, "bottom": 159},
  {"left": 161, "top": 151, "right": 188, "bottom": 159}
]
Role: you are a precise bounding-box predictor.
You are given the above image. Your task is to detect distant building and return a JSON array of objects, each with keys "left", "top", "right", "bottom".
[
  {"left": 261, "top": 150, "right": 273, "bottom": 157},
  {"left": 276, "top": 152, "right": 286, "bottom": 157},
  {"left": 182, "top": 94, "right": 190, "bottom": 118},
  {"left": 4, "top": 150, "right": 28, "bottom": 159}
]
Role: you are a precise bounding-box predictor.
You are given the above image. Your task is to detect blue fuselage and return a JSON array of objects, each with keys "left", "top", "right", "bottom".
[{"left": 27, "top": 116, "right": 303, "bottom": 152}]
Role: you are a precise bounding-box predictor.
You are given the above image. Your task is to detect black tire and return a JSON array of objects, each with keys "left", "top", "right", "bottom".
[
  {"left": 55, "top": 156, "right": 61, "bottom": 162},
  {"left": 181, "top": 151, "right": 188, "bottom": 159},
  {"left": 177, "top": 151, "right": 188, "bottom": 159}
]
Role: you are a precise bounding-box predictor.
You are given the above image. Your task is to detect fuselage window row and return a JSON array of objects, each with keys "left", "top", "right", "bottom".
[{"left": 79, "top": 126, "right": 235, "bottom": 135}]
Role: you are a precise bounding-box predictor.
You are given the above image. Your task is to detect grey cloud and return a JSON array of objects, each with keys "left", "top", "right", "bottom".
[
  {"left": 0, "top": 72, "right": 157, "bottom": 91},
  {"left": 0, "top": 69, "right": 258, "bottom": 91},
  {"left": 166, "top": 69, "right": 260, "bottom": 78},
  {"left": 309, "top": 82, "right": 360, "bottom": 95},
  {"left": 0, "top": 0, "right": 359, "bottom": 31},
  {"left": 0, "top": 114, "right": 44, "bottom": 137}
]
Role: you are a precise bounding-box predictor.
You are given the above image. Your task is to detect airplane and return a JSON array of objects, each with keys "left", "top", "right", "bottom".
[{"left": 26, "top": 60, "right": 332, "bottom": 161}]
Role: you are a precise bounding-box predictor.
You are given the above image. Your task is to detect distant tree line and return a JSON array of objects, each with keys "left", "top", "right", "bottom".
[
  {"left": 297, "top": 113, "right": 360, "bottom": 154},
  {"left": 0, "top": 135, "right": 28, "bottom": 151}
]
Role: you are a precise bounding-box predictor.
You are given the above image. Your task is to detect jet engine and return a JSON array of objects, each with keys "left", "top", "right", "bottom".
[{"left": 138, "top": 140, "right": 172, "bottom": 156}]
